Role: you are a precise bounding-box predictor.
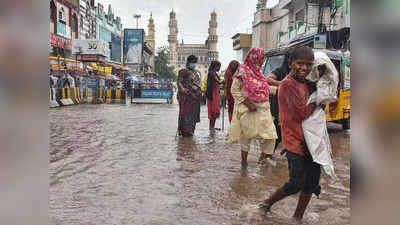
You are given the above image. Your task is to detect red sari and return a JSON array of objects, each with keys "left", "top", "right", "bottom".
[{"left": 207, "top": 81, "right": 220, "bottom": 127}]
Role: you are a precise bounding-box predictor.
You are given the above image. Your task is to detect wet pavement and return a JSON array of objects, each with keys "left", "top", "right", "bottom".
[{"left": 50, "top": 102, "right": 350, "bottom": 225}]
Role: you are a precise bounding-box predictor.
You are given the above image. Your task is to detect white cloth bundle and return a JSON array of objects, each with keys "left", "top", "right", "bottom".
[
  {"left": 302, "top": 104, "right": 337, "bottom": 182},
  {"left": 306, "top": 51, "right": 339, "bottom": 105}
]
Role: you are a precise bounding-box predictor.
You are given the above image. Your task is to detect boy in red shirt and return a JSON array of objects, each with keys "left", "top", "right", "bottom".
[{"left": 259, "top": 46, "right": 321, "bottom": 221}]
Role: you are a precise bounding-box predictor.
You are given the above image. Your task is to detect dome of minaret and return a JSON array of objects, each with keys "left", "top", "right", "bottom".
[
  {"left": 149, "top": 12, "right": 154, "bottom": 23},
  {"left": 170, "top": 9, "right": 176, "bottom": 18}
]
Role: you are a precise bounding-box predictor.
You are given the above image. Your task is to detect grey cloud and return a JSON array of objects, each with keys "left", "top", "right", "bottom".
[{"left": 97, "top": 0, "right": 258, "bottom": 69}]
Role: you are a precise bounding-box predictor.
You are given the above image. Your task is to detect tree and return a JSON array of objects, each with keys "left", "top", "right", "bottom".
[{"left": 155, "top": 46, "right": 177, "bottom": 81}]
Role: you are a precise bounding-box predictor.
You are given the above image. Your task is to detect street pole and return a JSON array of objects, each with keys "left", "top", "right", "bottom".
[
  {"left": 222, "top": 83, "right": 225, "bottom": 131},
  {"left": 222, "top": 99, "right": 225, "bottom": 131},
  {"left": 75, "top": 53, "right": 78, "bottom": 76},
  {"left": 133, "top": 14, "right": 141, "bottom": 29}
]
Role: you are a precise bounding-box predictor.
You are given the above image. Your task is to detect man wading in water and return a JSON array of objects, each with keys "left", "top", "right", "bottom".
[{"left": 259, "top": 46, "right": 323, "bottom": 221}]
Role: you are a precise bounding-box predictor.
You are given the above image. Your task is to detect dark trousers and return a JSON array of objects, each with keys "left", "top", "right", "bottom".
[{"left": 283, "top": 151, "right": 321, "bottom": 197}]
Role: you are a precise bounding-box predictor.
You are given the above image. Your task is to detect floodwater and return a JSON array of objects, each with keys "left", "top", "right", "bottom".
[{"left": 50, "top": 102, "right": 350, "bottom": 225}]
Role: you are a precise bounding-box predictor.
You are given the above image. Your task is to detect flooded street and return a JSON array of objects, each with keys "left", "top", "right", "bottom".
[{"left": 50, "top": 102, "right": 350, "bottom": 225}]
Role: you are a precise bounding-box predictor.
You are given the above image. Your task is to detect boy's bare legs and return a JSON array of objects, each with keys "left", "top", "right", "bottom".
[
  {"left": 259, "top": 187, "right": 287, "bottom": 212},
  {"left": 293, "top": 192, "right": 312, "bottom": 220}
]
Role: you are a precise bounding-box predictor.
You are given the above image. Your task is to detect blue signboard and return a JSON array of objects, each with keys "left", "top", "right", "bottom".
[
  {"left": 87, "top": 78, "right": 99, "bottom": 89},
  {"left": 140, "top": 89, "right": 173, "bottom": 99}
]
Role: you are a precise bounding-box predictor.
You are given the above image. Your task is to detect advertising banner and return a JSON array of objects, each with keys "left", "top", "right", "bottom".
[
  {"left": 87, "top": 78, "right": 99, "bottom": 89},
  {"left": 342, "top": 57, "right": 351, "bottom": 91},
  {"left": 124, "top": 29, "right": 144, "bottom": 65},
  {"left": 90, "top": 63, "right": 112, "bottom": 75},
  {"left": 50, "top": 34, "right": 72, "bottom": 49},
  {"left": 111, "top": 33, "right": 122, "bottom": 62},
  {"left": 72, "top": 40, "right": 109, "bottom": 56}
]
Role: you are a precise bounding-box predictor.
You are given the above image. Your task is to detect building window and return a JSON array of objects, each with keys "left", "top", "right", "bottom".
[
  {"left": 50, "top": 0, "right": 56, "bottom": 21},
  {"left": 91, "top": 21, "right": 96, "bottom": 35},
  {"left": 72, "top": 14, "right": 78, "bottom": 35},
  {"left": 80, "top": 15, "right": 84, "bottom": 30},
  {"left": 58, "top": 7, "right": 66, "bottom": 24},
  {"left": 86, "top": 1, "right": 90, "bottom": 17},
  {"left": 295, "top": 8, "right": 305, "bottom": 23}
]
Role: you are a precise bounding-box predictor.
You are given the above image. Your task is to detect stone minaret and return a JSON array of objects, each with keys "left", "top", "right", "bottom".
[
  {"left": 168, "top": 9, "right": 178, "bottom": 70},
  {"left": 147, "top": 12, "right": 156, "bottom": 69},
  {"left": 147, "top": 12, "right": 155, "bottom": 50},
  {"left": 207, "top": 10, "right": 218, "bottom": 62}
]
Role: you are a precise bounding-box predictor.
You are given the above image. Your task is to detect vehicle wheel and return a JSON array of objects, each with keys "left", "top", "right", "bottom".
[{"left": 341, "top": 117, "right": 350, "bottom": 130}]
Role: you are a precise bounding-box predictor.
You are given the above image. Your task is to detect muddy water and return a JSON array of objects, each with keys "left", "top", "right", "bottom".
[{"left": 50, "top": 103, "right": 350, "bottom": 225}]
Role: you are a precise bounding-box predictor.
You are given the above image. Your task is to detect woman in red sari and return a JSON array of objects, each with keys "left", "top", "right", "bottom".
[
  {"left": 206, "top": 60, "right": 222, "bottom": 129},
  {"left": 224, "top": 60, "right": 240, "bottom": 123}
]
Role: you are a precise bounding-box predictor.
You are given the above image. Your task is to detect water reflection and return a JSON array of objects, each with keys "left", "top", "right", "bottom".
[{"left": 50, "top": 104, "right": 350, "bottom": 225}]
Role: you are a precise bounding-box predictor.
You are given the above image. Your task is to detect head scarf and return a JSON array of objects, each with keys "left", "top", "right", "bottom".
[
  {"left": 236, "top": 47, "right": 269, "bottom": 102},
  {"left": 224, "top": 60, "right": 240, "bottom": 102},
  {"left": 224, "top": 60, "right": 240, "bottom": 81}
]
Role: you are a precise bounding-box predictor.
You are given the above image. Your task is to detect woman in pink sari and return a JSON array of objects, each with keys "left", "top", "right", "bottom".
[{"left": 229, "top": 47, "right": 277, "bottom": 166}]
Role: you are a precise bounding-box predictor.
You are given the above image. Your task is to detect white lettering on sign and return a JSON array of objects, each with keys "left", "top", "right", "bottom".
[{"left": 142, "top": 91, "right": 171, "bottom": 98}]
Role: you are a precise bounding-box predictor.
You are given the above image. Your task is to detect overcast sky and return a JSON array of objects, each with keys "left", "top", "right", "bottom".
[{"left": 96, "top": 0, "right": 279, "bottom": 70}]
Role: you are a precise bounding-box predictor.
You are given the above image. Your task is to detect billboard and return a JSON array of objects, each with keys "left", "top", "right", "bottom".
[
  {"left": 124, "top": 29, "right": 144, "bottom": 65},
  {"left": 72, "top": 39, "right": 109, "bottom": 56},
  {"left": 98, "top": 26, "right": 112, "bottom": 59},
  {"left": 50, "top": 34, "right": 72, "bottom": 49},
  {"left": 111, "top": 33, "right": 122, "bottom": 62}
]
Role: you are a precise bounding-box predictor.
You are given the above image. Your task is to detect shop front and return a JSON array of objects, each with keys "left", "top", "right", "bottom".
[{"left": 50, "top": 33, "right": 75, "bottom": 71}]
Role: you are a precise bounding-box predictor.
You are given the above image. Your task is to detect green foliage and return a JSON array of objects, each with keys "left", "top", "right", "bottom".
[{"left": 155, "top": 46, "right": 177, "bottom": 81}]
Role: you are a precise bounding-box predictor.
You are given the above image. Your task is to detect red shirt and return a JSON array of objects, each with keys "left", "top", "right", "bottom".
[{"left": 278, "top": 75, "right": 316, "bottom": 156}]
